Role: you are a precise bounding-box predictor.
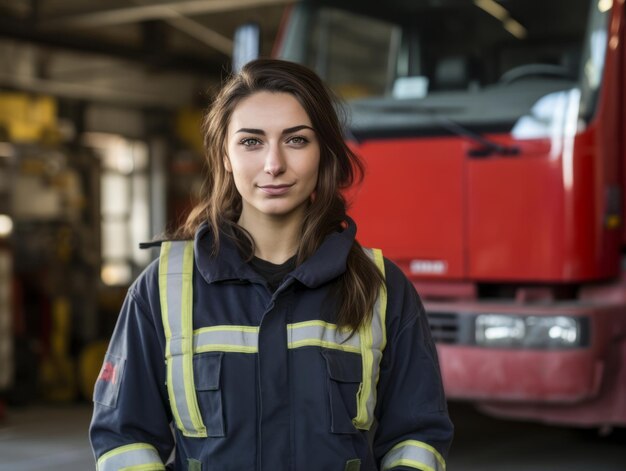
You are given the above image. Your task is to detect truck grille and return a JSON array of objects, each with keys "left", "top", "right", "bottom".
[{"left": 427, "top": 312, "right": 459, "bottom": 344}]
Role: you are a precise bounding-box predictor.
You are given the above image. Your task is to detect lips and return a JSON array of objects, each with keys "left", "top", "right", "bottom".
[{"left": 257, "top": 183, "right": 294, "bottom": 196}]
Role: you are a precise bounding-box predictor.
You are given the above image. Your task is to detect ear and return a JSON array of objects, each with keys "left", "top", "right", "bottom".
[{"left": 223, "top": 156, "right": 232, "bottom": 173}]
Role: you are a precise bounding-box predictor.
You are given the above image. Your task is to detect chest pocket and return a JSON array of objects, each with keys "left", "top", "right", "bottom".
[
  {"left": 321, "top": 350, "right": 363, "bottom": 434},
  {"left": 193, "top": 352, "right": 225, "bottom": 437}
]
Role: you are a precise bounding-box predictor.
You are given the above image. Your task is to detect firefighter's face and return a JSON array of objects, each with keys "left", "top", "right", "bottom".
[{"left": 225, "top": 91, "right": 320, "bottom": 225}]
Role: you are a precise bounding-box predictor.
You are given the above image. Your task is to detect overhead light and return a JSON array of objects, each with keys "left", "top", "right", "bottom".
[
  {"left": 0, "top": 143, "right": 16, "bottom": 159},
  {"left": 598, "top": 0, "right": 612, "bottom": 13},
  {"left": 504, "top": 18, "right": 528, "bottom": 39},
  {"left": 101, "top": 262, "right": 132, "bottom": 286},
  {"left": 0, "top": 215, "right": 13, "bottom": 237},
  {"left": 475, "top": 0, "right": 527, "bottom": 40},
  {"left": 474, "top": 0, "right": 508, "bottom": 21}
]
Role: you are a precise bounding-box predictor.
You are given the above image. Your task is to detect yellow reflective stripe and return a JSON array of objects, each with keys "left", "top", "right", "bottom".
[
  {"left": 195, "top": 325, "right": 260, "bottom": 334},
  {"left": 373, "top": 248, "right": 388, "bottom": 354},
  {"left": 291, "top": 320, "right": 340, "bottom": 330},
  {"left": 371, "top": 248, "right": 388, "bottom": 423},
  {"left": 287, "top": 321, "right": 361, "bottom": 353},
  {"left": 353, "top": 247, "right": 387, "bottom": 430},
  {"left": 382, "top": 440, "right": 446, "bottom": 471},
  {"left": 97, "top": 443, "right": 164, "bottom": 471},
  {"left": 288, "top": 339, "right": 361, "bottom": 353},
  {"left": 181, "top": 241, "right": 205, "bottom": 435},
  {"left": 159, "top": 241, "right": 206, "bottom": 437},
  {"left": 159, "top": 243, "right": 184, "bottom": 432},
  {"left": 385, "top": 459, "right": 436, "bottom": 471},
  {"left": 196, "top": 344, "right": 258, "bottom": 353},
  {"left": 354, "top": 318, "right": 373, "bottom": 426},
  {"left": 159, "top": 243, "right": 172, "bottom": 354},
  {"left": 120, "top": 465, "right": 165, "bottom": 471},
  {"left": 165, "top": 359, "right": 183, "bottom": 431}
]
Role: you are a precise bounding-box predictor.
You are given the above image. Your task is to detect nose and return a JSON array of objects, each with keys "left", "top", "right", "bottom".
[{"left": 264, "top": 144, "right": 286, "bottom": 176}]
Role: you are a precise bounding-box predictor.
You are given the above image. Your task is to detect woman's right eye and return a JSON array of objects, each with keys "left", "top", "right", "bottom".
[{"left": 240, "top": 137, "right": 261, "bottom": 147}]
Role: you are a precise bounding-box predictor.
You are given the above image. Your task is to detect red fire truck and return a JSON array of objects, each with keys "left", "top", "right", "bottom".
[{"left": 251, "top": 0, "right": 626, "bottom": 427}]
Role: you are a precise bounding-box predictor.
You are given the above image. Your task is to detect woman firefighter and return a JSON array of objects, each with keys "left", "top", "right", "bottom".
[{"left": 90, "top": 58, "right": 453, "bottom": 471}]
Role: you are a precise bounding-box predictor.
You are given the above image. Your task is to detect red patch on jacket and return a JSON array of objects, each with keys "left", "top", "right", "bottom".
[{"left": 98, "top": 361, "right": 118, "bottom": 385}]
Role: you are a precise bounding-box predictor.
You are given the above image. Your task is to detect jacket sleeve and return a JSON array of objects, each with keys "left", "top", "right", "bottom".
[
  {"left": 89, "top": 288, "right": 174, "bottom": 471},
  {"left": 373, "top": 262, "right": 454, "bottom": 471}
]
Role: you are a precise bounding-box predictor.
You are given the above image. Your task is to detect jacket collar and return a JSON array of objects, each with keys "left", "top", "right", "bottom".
[{"left": 194, "top": 218, "right": 356, "bottom": 289}]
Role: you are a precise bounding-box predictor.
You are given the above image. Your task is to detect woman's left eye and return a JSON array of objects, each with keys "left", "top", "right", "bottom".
[{"left": 287, "top": 136, "right": 308, "bottom": 145}]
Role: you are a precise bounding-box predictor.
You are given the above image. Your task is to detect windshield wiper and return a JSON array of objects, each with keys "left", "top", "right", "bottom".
[
  {"left": 351, "top": 101, "right": 520, "bottom": 157},
  {"left": 434, "top": 114, "right": 520, "bottom": 157}
]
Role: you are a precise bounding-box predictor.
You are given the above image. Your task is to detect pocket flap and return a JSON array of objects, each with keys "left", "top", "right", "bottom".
[
  {"left": 321, "top": 350, "right": 362, "bottom": 383},
  {"left": 193, "top": 352, "right": 223, "bottom": 391}
]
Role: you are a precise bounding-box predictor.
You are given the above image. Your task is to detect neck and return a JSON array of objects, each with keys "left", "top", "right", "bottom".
[{"left": 237, "top": 212, "right": 304, "bottom": 264}]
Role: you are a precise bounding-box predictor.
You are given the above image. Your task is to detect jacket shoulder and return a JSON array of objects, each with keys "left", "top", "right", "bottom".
[{"left": 128, "top": 257, "right": 161, "bottom": 314}]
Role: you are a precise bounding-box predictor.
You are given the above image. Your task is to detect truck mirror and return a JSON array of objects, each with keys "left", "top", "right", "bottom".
[{"left": 233, "top": 22, "right": 261, "bottom": 73}]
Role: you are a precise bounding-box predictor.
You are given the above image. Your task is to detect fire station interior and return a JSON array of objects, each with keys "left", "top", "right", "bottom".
[{"left": 0, "top": 1, "right": 625, "bottom": 470}]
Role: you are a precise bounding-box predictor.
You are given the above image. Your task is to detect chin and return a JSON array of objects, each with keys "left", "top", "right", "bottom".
[
  {"left": 261, "top": 204, "right": 305, "bottom": 219},
  {"left": 244, "top": 198, "right": 310, "bottom": 220}
]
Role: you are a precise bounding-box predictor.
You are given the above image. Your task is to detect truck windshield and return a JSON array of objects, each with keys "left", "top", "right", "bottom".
[{"left": 278, "top": 0, "right": 610, "bottom": 137}]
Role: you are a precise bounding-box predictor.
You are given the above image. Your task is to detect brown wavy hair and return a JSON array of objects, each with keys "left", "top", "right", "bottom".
[{"left": 176, "top": 58, "right": 383, "bottom": 332}]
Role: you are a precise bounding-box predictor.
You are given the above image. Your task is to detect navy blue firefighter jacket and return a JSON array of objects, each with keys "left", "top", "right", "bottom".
[{"left": 90, "top": 220, "right": 453, "bottom": 470}]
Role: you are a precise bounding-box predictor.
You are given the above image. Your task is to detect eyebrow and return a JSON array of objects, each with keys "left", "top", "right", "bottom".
[{"left": 235, "top": 125, "right": 315, "bottom": 135}]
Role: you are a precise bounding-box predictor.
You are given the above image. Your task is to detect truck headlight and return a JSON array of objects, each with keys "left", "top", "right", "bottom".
[
  {"left": 525, "top": 316, "right": 579, "bottom": 347},
  {"left": 475, "top": 314, "right": 581, "bottom": 348},
  {"left": 475, "top": 315, "right": 525, "bottom": 346}
]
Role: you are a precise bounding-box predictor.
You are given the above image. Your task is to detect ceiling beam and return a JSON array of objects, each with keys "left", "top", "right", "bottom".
[
  {"left": 0, "top": 18, "right": 224, "bottom": 76},
  {"left": 166, "top": 14, "right": 233, "bottom": 56},
  {"left": 44, "top": 0, "right": 293, "bottom": 29},
  {"left": 0, "top": 72, "right": 192, "bottom": 108},
  {"left": 132, "top": 2, "right": 233, "bottom": 56}
]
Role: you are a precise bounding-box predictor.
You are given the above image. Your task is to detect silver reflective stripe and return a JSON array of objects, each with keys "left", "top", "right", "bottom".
[
  {"left": 194, "top": 326, "right": 259, "bottom": 353},
  {"left": 381, "top": 440, "right": 446, "bottom": 471},
  {"left": 97, "top": 443, "right": 164, "bottom": 471},
  {"left": 287, "top": 321, "right": 360, "bottom": 353},
  {"left": 160, "top": 241, "right": 206, "bottom": 437},
  {"left": 165, "top": 242, "right": 185, "bottom": 344},
  {"left": 353, "top": 247, "right": 387, "bottom": 430}
]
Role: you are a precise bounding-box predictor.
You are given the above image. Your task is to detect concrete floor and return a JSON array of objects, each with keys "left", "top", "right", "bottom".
[
  {"left": 0, "top": 404, "right": 94, "bottom": 470},
  {"left": 446, "top": 403, "right": 626, "bottom": 471},
  {"left": 0, "top": 402, "right": 625, "bottom": 470}
]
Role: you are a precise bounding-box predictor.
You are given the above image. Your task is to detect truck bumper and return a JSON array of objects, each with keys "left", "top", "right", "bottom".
[
  {"left": 438, "top": 344, "right": 603, "bottom": 402},
  {"left": 426, "top": 300, "right": 626, "bottom": 426}
]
